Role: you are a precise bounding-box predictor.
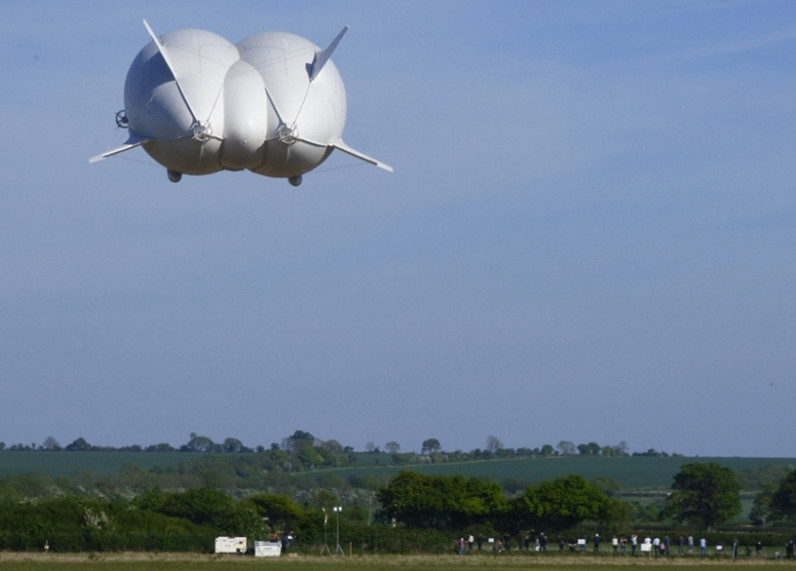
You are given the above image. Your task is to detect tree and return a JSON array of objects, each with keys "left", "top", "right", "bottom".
[
  {"left": 181, "top": 432, "right": 216, "bottom": 453},
  {"left": 750, "top": 483, "right": 777, "bottom": 526},
  {"left": 221, "top": 437, "right": 250, "bottom": 453},
  {"left": 145, "top": 442, "right": 175, "bottom": 452},
  {"left": 246, "top": 493, "right": 304, "bottom": 531},
  {"left": 770, "top": 468, "right": 796, "bottom": 521},
  {"left": 320, "top": 439, "right": 344, "bottom": 454},
  {"left": 664, "top": 462, "right": 741, "bottom": 530},
  {"left": 592, "top": 476, "right": 622, "bottom": 496},
  {"left": 511, "top": 474, "right": 610, "bottom": 532},
  {"left": 421, "top": 438, "right": 441, "bottom": 455},
  {"left": 65, "top": 437, "right": 92, "bottom": 451},
  {"left": 486, "top": 435, "right": 503, "bottom": 453},
  {"left": 577, "top": 442, "right": 601, "bottom": 456},
  {"left": 377, "top": 471, "right": 507, "bottom": 529},
  {"left": 540, "top": 444, "right": 555, "bottom": 457},
  {"left": 556, "top": 440, "right": 576, "bottom": 456},
  {"left": 384, "top": 441, "right": 401, "bottom": 454},
  {"left": 600, "top": 496, "right": 632, "bottom": 528},
  {"left": 283, "top": 430, "right": 315, "bottom": 452},
  {"left": 41, "top": 436, "right": 61, "bottom": 451}
]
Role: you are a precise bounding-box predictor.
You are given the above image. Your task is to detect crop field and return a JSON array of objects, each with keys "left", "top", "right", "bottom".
[
  {"left": 1, "top": 451, "right": 794, "bottom": 491},
  {"left": 0, "top": 451, "right": 206, "bottom": 477},
  {"left": 0, "top": 553, "right": 794, "bottom": 571},
  {"left": 319, "top": 456, "right": 796, "bottom": 489}
]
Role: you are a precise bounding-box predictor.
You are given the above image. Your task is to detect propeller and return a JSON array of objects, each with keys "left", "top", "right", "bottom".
[
  {"left": 89, "top": 21, "right": 225, "bottom": 165},
  {"left": 142, "top": 20, "right": 223, "bottom": 144},
  {"left": 261, "top": 26, "right": 393, "bottom": 174}
]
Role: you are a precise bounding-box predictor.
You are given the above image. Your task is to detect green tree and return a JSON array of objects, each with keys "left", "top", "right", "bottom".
[
  {"left": 384, "top": 441, "right": 401, "bottom": 454},
  {"left": 221, "top": 437, "right": 251, "bottom": 453},
  {"left": 246, "top": 493, "right": 303, "bottom": 531},
  {"left": 65, "top": 437, "right": 92, "bottom": 451},
  {"left": 592, "top": 476, "right": 622, "bottom": 496},
  {"left": 750, "top": 482, "right": 777, "bottom": 526},
  {"left": 284, "top": 430, "right": 315, "bottom": 452},
  {"left": 41, "top": 436, "right": 61, "bottom": 451},
  {"left": 664, "top": 462, "right": 741, "bottom": 530},
  {"left": 556, "top": 440, "right": 576, "bottom": 456},
  {"left": 770, "top": 468, "right": 796, "bottom": 521},
  {"left": 540, "top": 444, "right": 555, "bottom": 457},
  {"left": 377, "top": 471, "right": 507, "bottom": 529},
  {"left": 511, "top": 474, "right": 610, "bottom": 532},
  {"left": 421, "top": 438, "right": 441, "bottom": 455},
  {"left": 577, "top": 442, "right": 601, "bottom": 456},
  {"left": 486, "top": 435, "right": 503, "bottom": 453},
  {"left": 600, "top": 496, "right": 632, "bottom": 529},
  {"left": 181, "top": 433, "right": 216, "bottom": 453}
]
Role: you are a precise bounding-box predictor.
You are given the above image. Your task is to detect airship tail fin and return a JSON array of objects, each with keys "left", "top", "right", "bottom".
[
  {"left": 308, "top": 26, "right": 349, "bottom": 82},
  {"left": 333, "top": 139, "right": 393, "bottom": 172},
  {"left": 89, "top": 133, "right": 152, "bottom": 164},
  {"left": 142, "top": 19, "right": 203, "bottom": 126}
]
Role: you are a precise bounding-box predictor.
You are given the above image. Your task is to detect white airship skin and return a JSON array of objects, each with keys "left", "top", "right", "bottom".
[{"left": 91, "top": 21, "right": 392, "bottom": 185}]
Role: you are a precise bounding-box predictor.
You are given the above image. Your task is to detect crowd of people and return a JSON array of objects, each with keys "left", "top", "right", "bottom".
[{"left": 455, "top": 532, "right": 796, "bottom": 559}]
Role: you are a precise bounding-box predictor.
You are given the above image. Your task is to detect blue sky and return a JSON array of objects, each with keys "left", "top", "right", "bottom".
[{"left": 1, "top": 1, "right": 795, "bottom": 457}]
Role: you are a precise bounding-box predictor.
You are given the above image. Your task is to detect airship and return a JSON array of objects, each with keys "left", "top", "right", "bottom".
[{"left": 90, "top": 21, "right": 392, "bottom": 186}]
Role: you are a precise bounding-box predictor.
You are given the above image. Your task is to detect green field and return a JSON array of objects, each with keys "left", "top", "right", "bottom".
[
  {"left": 1, "top": 452, "right": 794, "bottom": 491},
  {"left": 0, "top": 451, "right": 206, "bottom": 477},
  {"left": 0, "top": 553, "right": 794, "bottom": 570},
  {"left": 314, "top": 456, "right": 796, "bottom": 489}
]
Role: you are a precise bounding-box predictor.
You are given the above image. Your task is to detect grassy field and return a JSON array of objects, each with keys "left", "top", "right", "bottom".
[
  {"left": 0, "top": 553, "right": 794, "bottom": 570},
  {"left": 1, "top": 452, "right": 794, "bottom": 491},
  {"left": 318, "top": 456, "right": 796, "bottom": 489},
  {"left": 0, "top": 451, "right": 206, "bottom": 477}
]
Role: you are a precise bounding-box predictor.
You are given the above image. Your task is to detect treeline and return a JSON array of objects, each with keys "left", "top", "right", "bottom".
[
  {"left": 2, "top": 432, "right": 677, "bottom": 460},
  {"left": 4, "top": 465, "right": 796, "bottom": 554},
  {"left": 0, "top": 487, "right": 472, "bottom": 553}
]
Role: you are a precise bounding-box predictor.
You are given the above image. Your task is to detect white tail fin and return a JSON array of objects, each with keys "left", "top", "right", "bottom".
[{"left": 333, "top": 139, "right": 393, "bottom": 172}]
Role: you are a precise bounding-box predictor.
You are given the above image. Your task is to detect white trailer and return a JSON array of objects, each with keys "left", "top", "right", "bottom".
[
  {"left": 214, "top": 536, "right": 247, "bottom": 554},
  {"left": 254, "top": 541, "right": 282, "bottom": 557}
]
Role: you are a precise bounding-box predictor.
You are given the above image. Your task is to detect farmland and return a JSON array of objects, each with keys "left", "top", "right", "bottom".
[
  {"left": 1, "top": 451, "right": 794, "bottom": 491},
  {"left": 311, "top": 455, "right": 796, "bottom": 490},
  {"left": 0, "top": 451, "right": 206, "bottom": 478}
]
